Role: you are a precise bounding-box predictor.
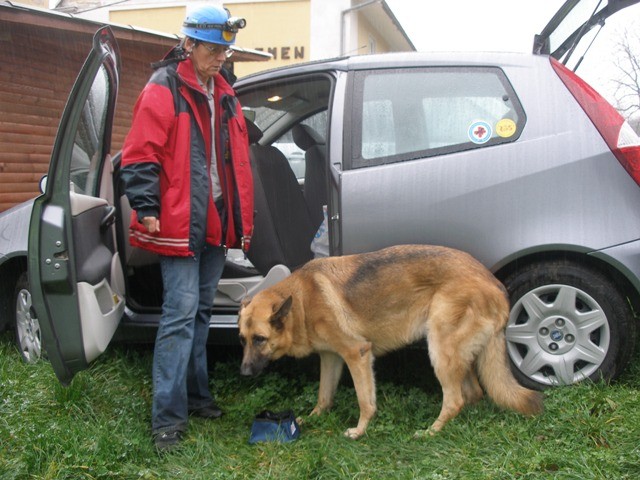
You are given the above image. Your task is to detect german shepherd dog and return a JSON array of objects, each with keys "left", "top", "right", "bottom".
[{"left": 238, "top": 245, "right": 543, "bottom": 439}]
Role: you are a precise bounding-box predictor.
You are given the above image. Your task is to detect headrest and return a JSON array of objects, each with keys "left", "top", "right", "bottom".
[
  {"left": 245, "top": 117, "right": 263, "bottom": 144},
  {"left": 292, "top": 124, "right": 325, "bottom": 151}
]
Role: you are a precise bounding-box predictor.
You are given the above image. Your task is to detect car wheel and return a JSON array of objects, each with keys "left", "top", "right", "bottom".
[
  {"left": 503, "top": 260, "right": 636, "bottom": 390},
  {"left": 14, "top": 271, "right": 43, "bottom": 364}
]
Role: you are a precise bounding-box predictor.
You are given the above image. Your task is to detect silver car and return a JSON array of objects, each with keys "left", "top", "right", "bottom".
[{"left": 1, "top": 0, "right": 639, "bottom": 390}]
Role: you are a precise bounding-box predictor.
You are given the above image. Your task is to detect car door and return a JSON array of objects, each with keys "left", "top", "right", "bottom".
[
  {"left": 28, "top": 27, "right": 124, "bottom": 385},
  {"left": 533, "top": 0, "right": 640, "bottom": 66},
  {"left": 338, "top": 65, "right": 528, "bottom": 260}
]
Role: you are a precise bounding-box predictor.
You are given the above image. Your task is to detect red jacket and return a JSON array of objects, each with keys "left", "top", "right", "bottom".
[{"left": 121, "top": 52, "right": 253, "bottom": 256}]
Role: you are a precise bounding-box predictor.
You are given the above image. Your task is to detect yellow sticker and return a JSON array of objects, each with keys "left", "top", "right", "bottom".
[
  {"left": 496, "top": 118, "right": 516, "bottom": 138},
  {"left": 222, "top": 30, "right": 236, "bottom": 43}
]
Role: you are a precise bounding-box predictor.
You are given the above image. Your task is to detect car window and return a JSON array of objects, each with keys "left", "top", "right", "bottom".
[
  {"left": 546, "top": 0, "right": 604, "bottom": 56},
  {"left": 240, "top": 76, "right": 331, "bottom": 137},
  {"left": 70, "top": 66, "right": 110, "bottom": 195},
  {"left": 239, "top": 75, "right": 331, "bottom": 179},
  {"left": 273, "top": 110, "right": 328, "bottom": 179},
  {"left": 537, "top": 0, "right": 617, "bottom": 63},
  {"left": 349, "top": 67, "right": 525, "bottom": 170}
]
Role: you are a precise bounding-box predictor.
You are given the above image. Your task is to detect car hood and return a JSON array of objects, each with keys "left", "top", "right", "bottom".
[
  {"left": 0, "top": 199, "right": 34, "bottom": 259},
  {"left": 534, "top": 0, "right": 640, "bottom": 62}
]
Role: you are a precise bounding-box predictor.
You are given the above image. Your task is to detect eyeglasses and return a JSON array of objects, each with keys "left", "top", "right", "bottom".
[{"left": 199, "top": 42, "right": 233, "bottom": 58}]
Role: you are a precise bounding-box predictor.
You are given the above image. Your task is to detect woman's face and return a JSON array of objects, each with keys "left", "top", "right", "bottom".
[{"left": 188, "top": 39, "right": 229, "bottom": 83}]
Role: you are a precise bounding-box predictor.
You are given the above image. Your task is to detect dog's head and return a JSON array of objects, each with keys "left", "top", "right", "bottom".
[{"left": 237, "top": 292, "right": 293, "bottom": 376}]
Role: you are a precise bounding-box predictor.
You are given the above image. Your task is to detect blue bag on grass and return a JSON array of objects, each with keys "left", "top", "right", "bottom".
[{"left": 249, "top": 410, "right": 300, "bottom": 444}]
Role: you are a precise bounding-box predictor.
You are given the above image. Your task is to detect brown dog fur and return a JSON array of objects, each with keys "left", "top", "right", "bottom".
[{"left": 238, "top": 245, "right": 543, "bottom": 439}]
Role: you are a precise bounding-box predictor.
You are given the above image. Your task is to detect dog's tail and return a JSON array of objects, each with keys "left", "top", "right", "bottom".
[{"left": 477, "top": 330, "right": 544, "bottom": 416}]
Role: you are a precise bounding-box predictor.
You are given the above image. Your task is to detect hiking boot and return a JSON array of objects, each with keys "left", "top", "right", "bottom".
[
  {"left": 154, "top": 430, "right": 183, "bottom": 451},
  {"left": 189, "top": 404, "right": 224, "bottom": 419}
]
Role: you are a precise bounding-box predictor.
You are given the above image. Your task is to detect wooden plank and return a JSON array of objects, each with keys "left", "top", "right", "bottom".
[
  {"left": 0, "top": 192, "right": 38, "bottom": 205},
  {"left": 0, "top": 111, "right": 61, "bottom": 128},
  {"left": 0, "top": 141, "right": 52, "bottom": 154},
  {"left": 0, "top": 97, "right": 66, "bottom": 115},
  {"left": 0, "top": 182, "right": 41, "bottom": 193},
  {"left": 0, "top": 153, "right": 50, "bottom": 164},
  {"left": 0, "top": 173, "right": 48, "bottom": 183},
  {"left": 0, "top": 124, "right": 57, "bottom": 138},
  {"left": 0, "top": 160, "right": 50, "bottom": 174}
]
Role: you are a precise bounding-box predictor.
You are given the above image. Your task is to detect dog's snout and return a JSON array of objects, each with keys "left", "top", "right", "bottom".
[
  {"left": 240, "top": 362, "right": 255, "bottom": 376},
  {"left": 240, "top": 351, "right": 270, "bottom": 377},
  {"left": 240, "top": 359, "right": 265, "bottom": 377}
]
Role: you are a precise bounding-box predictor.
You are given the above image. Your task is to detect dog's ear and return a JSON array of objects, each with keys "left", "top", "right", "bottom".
[
  {"left": 270, "top": 295, "right": 292, "bottom": 331},
  {"left": 239, "top": 296, "right": 252, "bottom": 312}
]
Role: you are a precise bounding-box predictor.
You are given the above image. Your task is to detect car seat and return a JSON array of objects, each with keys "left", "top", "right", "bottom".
[
  {"left": 292, "top": 123, "right": 327, "bottom": 229},
  {"left": 245, "top": 119, "right": 316, "bottom": 275}
]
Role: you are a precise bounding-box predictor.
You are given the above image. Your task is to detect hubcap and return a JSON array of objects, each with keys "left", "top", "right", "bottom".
[
  {"left": 506, "top": 284, "right": 609, "bottom": 386},
  {"left": 15, "top": 288, "right": 42, "bottom": 363},
  {"left": 537, "top": 316, "right": 577, "bottom": 355}
]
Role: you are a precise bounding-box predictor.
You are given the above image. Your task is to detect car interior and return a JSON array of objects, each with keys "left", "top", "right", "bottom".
[{"left": 115, "top": 74, "right": 333, "bottom": 314}]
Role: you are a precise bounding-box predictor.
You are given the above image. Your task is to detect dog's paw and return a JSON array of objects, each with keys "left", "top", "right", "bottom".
[
  {"left": 412, "top": 428, "right": 436, "bottom": 439},
  {"left": 309, "top": 406, "right": 324, "bottom": 417},
  {"left": 344, "top": 428, "right": 364, "bottom": 440}
]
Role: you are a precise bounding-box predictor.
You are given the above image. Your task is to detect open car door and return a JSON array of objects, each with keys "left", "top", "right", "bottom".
[
  {"left": 28, "top": 27, "right": 124, "bottom": 385},
  {"left": 533, "top": 0, "right": 640, "bottom": 67}
]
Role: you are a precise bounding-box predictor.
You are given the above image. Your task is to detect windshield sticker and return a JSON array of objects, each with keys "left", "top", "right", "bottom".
[
  {"left": 468, "top": 121, "right": 492, "bottom": 144},
  {"left": 496, "top": 118, "right": 517, "bottom": 138}
]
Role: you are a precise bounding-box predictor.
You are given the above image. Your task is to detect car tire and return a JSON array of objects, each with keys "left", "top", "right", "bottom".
[
  {"left": 13, "top": 271, "right": 43, "bottom": 364},
  {"left": 503, "top": 260, "right": 637, "bottom": 390}
]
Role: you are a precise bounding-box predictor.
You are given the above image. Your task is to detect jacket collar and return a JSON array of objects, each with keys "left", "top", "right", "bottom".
[
  {"left": 176, "top": 58, "right": 205, "bottom": 94},
  {"left": 177, "top": 58, "right": 234, "bottom": 96}
]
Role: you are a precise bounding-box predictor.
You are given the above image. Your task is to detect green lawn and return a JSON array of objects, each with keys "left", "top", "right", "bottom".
[{"left": 1, "top": 332, "right": 639, "bottom": 479}]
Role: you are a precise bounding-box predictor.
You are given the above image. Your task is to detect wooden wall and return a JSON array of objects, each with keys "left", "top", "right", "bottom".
[{"left": 0, "top": 8, "right": 177, "bottom": 212}]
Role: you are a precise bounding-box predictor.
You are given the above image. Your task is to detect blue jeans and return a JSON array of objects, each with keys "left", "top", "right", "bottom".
[{"left": 152, "top": 245, "right": 226, "bottom": 435}]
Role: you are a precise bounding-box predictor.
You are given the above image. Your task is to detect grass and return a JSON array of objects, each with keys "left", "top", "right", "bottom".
[{"left": 1, "top": 332, "right": 640, "bottom": 480}]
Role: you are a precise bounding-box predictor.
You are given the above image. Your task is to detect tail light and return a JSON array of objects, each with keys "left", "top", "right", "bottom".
[{"left": 550, "top": 57, "right": 640, "bottom": 186}]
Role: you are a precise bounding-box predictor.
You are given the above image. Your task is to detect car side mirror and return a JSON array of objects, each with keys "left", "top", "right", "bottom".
[{"left": 39, "top": 175, "right": 48, "bottom": 194}]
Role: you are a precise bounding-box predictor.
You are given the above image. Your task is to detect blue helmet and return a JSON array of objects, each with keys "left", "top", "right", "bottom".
[{"left": 181, "top": 5, "right": 246, "bottom": 46}]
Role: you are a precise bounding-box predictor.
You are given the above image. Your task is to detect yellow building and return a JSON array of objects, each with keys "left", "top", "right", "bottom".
[{"left": 50, "top": 0, "right": 415, "bottom": 78}]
